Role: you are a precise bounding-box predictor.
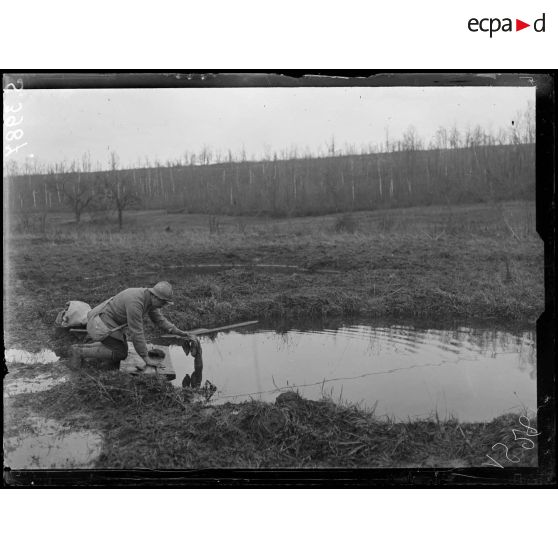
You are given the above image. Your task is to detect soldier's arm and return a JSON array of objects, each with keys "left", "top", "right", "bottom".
[
  {"left": 126, "top": 299, "right": 149, "bottom": 357},
  {"left": 148, "top": 308, "right": 179, "bottom": 334}
]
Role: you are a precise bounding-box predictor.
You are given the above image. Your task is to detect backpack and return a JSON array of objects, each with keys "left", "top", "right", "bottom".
[{"left": 54, "top": 301, "right": 92, "bottom": 328}]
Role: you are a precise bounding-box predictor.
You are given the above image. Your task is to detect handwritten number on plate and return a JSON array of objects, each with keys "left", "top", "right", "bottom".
[
  {"left": 4, "top": 102, "right": 23, "bottom": 113},
  {"left": 5, "top": 80, "right": 23, "bottom": 91},
  {"left": 512, "top": 429, "right": 535, "bottom": 449},
  {"left": 6, "top": 129, "right": 24, "bottom": 141},
  {"left": 5, "top": 115, "right": 23, "bottom": 127},
  {"left": 4, "top": 143, "right": 28, "bottom": 157},
  {"left": 484, "top": 454, "right": 504, "bottom": 468},
  {"left": 492, "top": 442, "right": 520, "bottom": 463},
  {"left": 518, "top": 415, "right": 540, "bottom": 437}
]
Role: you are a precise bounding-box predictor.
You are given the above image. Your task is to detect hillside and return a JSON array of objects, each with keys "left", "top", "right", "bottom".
[{"left": 5, "top": 144, "right": 535, "bottom": 217}]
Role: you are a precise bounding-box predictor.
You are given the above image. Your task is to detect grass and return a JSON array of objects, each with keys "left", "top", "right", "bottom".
[
  {"left": 4, "top": 201, "right": 542, "bottom": 353},
  {"left": 3, "top": 200, "right": 543, "bottom": 468},
  {"left": 9, "top": 363, "right": 538, "bottom": 468}
]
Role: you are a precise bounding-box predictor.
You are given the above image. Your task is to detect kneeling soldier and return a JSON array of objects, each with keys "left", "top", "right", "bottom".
[{"left": 69, "top": 281, "right": 194, "bottom": 369}]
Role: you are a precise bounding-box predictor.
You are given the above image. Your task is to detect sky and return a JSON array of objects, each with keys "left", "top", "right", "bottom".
[{"left": 4, "top": 86, "right": 534, "bottom": 170}]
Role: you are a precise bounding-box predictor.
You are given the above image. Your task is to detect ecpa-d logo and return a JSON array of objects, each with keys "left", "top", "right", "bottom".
[{"left": 468, "top": 13, "right": 546, "bottom": 37}]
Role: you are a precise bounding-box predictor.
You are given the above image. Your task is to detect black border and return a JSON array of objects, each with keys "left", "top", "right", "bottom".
[{"left": 2, "top": 71, "right": 556, "bottom": 487}]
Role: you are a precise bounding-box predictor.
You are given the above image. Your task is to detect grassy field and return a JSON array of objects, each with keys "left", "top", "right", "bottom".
[{"left": 3, "top": 200, "right": 543, "bottom": 469}]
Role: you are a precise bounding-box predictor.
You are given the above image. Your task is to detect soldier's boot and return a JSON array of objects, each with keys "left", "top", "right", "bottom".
[{"left": 69, "top": 342, "right": 116, "bottom": 369}]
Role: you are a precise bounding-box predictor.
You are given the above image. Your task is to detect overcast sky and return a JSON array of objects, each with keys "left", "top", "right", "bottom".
[{"left": 5, "top": 86, "right": 534, "bottom": 170}]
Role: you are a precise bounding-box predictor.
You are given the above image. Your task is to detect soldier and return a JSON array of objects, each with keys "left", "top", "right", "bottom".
[{"left": 69, "top": 281, "right": 195, "bottom": 369}]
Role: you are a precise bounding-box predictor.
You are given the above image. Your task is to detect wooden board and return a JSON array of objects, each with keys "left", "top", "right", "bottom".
[
  {"left": 161, "top": 320, "right": 259, "bottom": 338},
  {"left": 119, "top": 342, "right": 176, "bottom": 381}
]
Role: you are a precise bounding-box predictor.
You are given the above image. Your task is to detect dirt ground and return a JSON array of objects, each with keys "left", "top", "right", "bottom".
[{"left": 3, "top": 201, "right": 543, "bottom": 469}]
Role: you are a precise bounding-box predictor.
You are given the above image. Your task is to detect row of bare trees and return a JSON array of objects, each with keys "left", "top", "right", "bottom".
[
  {"left": 6, "top": 143, "right": 534, "bottom": 219},
  {"left": 4, "top": 111, "right": 536, "bottom": 223},
  {"left": 5, "top": 151, "right": 139, "bottom": 229}
]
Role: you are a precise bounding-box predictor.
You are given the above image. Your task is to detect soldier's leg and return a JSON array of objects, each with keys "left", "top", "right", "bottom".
[
  {"left": 69, "top": 335, "right": 128, "bottom": 369},
  {"left": 101, "top": 334, "right": 129, "bottom": 362},
  {"left": 69, "top": 342, "right": 114, "bottom": 369}
]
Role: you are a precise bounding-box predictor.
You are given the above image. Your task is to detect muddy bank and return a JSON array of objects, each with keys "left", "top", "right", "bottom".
[
  {"left": 6, "top": 362, "right": 538, "bottom": 469},
  {"left": 3, "top": 363, "right": 103, "bottom": 469}
]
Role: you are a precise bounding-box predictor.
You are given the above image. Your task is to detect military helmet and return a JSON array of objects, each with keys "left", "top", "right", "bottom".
[{"left": 149, "top": 281, "right": 174, "bottom": 303}]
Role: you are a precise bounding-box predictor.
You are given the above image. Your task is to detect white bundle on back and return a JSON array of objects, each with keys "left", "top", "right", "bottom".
[{"left": 55, "top": 301, "right": 92, "bottom": 328}]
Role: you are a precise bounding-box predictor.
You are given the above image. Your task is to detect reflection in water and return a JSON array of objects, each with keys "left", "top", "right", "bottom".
[
  {"left": 179, "top": 339, "right": 204, "bottom": 388},
  {"left": 168, "top": 321, "right": 536, "bottom": 423},
  {"left": 5, "top": 348, "right": 60, "bottom": 365}
]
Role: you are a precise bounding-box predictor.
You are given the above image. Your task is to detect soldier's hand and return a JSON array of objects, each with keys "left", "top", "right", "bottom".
[
  {"left": 143, "top": 356, "right": 162, "bottom": 368},
  {"left": 180, "top": 332, "right": 199, "bottom": 345}
]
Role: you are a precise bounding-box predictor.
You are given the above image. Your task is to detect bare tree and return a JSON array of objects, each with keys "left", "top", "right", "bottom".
[
  {"left": 327, "top": 136, "right": 336, "bottom": 157},
  {"left": 54, "top": 156, "right": 97, "bottom": 224},
  {"left": 199, "top": 145, "right": 212, "bottom": 166},
  {"left": 104, "top": 151, "right": 140, "bottom": 230}
]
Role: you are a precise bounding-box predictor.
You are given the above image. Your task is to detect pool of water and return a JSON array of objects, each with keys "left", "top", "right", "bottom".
[
  {"left": 3, "top": 417, "right": 103, "bottom": 469},
  {"left": 4, "top": 373, "right": 68, "bottom": 396},
  {"left": 5, "top": 348, "right": 60, "bottom": 365},
  {"left": 167, "top": 319, "right": 536, "bottom": 422}
]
